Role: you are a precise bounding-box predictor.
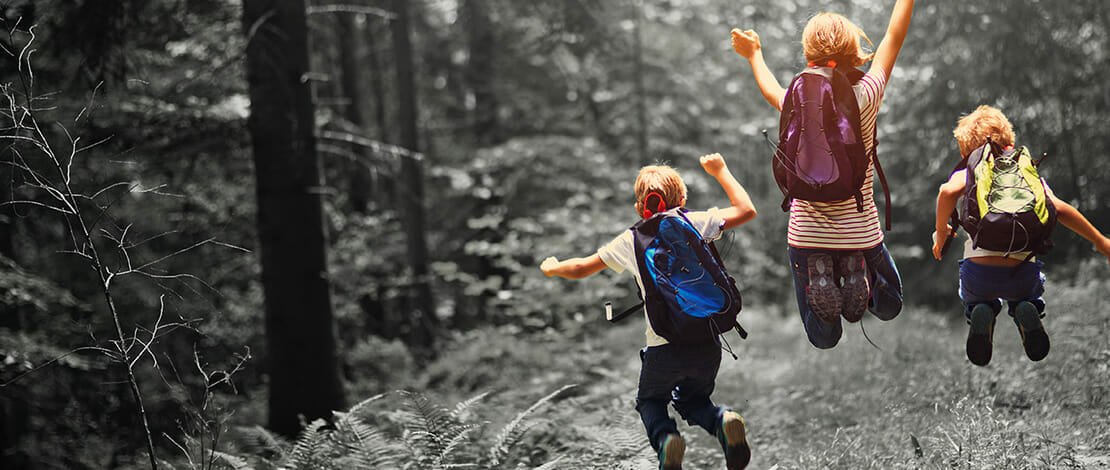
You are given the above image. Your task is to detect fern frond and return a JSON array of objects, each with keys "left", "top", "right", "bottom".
[
  {"left": 331, "top": 411, "right": 402, "bottom": 469},
  {"left": 451, "top": 391, "right": 491, "bottom": 422},
  {"left": 233, "top": 425, "right": 289, "bottom": 463},
  {"left": 210, "top": 450, "right": 254, "bottom": 470},
  {"left": 531, "top": 455, "right": 565, "bottom": 470},
  {"left": 285, "top": 419, "right": 335, "bottom": 470},
  {"left": 488, "top": 384, "right": 576, "bottom": 466},
  {"left": 436, "top": 423, "right": 480, "bottom": 467},
  {"left": 348, "top": 393, "right": 388, "bottom": 415}
]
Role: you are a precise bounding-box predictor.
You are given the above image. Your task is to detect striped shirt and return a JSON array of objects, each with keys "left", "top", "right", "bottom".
[{"left": 787, "top": 69, "right": 887, "bottom": 250}]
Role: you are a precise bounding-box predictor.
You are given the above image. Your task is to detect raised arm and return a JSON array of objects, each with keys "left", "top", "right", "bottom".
[
  {"left": 731, "top": 29, "right": 785, "bottom": 111},
  {"left": 699, "top": 153, "right": 757, "bottom": 230},
  {"left": 932, "top": 172, "right": 965, "bottom": 260},
  {"left": 868, "top": 0, "right": 915, "bottom": 80},
  {"left": 1050, "top": 194, "right": 1110, "bottom": 264},
  {"left": 540, "top": 254, "right": 607, "bottom": 279}
]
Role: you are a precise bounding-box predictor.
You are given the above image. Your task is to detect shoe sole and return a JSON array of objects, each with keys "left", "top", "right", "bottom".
[
  {"left": 966, "top": 304, "right": 994, "bottom": 366},
  {"left": 839, "top": 252, "right": 870, "bottom": 323},
  {"left": 721, "top": 412, "right": 751, "bottom": 470},
  {"left": 660, "top": 434, "right": 685, "bottom": 470},
  {"left": 806, "top": 254, "right": 842, "bottom": 324},
  {"left": 1014, "top": 302, "right": 1050, "bottom": 362}
]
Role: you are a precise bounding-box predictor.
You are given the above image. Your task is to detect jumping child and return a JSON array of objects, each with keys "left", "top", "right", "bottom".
[
  {"left": 540, "top": 153, "right": 757, "bottom": 470},
  {"left": 729, "top": 0, "right": 914, "bottom": 348},
  {"left": 932, "top": 105, "right": 1110, "bottom": 366}
]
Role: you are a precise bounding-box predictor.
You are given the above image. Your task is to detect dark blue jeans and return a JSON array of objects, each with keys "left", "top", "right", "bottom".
[
  {"left": 958, "top": 259, "right": 1046, "bottom": 318},
  {"left": 787, "top": 243, "right": 904, "bottom": 349},
  {"left": 635, "top": 342, "right": 726, "bottom": 451}
]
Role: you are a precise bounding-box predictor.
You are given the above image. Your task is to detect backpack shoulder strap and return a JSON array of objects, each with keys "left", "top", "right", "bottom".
[
  {"left": 779, "top": 73, "right": 805, "bottom": 128},
  {"left": 871, "top": 148, "right": 892, "bottom": 231},
  {"left": 834, "top": 67, "right": 893, "bottom": 231}
]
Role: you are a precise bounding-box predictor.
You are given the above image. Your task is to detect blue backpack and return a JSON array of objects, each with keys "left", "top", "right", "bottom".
[{"left": 631, "top": 208, "right": 743, "bottom": 345}]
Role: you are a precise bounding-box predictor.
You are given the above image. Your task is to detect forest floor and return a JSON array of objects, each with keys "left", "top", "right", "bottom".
[{"left": 420, "top": 280, "right": 1110, "bottom": 469}]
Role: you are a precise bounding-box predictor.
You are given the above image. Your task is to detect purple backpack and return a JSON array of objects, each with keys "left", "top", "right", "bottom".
[{"left": 772, "top": 65, "right": 891, "bottom": 228}]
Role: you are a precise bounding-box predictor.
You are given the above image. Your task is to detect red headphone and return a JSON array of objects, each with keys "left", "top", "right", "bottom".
[{"left": 641, "top": 191, "right": 667, "bottom": 219}]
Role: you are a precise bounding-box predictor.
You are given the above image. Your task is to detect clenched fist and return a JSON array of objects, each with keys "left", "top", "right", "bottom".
[
  {"left": 700, "top": 152, "right": 728, "bottom": 176},
  {"left": 540, "top": 256, "right": 560, "bottom": 276}
]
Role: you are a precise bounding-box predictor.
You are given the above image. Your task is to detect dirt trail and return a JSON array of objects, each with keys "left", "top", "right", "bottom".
[{"left": 554, "top": 300, "right": 1110, "bottom": 469}]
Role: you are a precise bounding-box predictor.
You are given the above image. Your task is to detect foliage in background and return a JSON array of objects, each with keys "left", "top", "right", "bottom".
[{"left": 2, "top": 0, "right": 1110, "bottom": 467}]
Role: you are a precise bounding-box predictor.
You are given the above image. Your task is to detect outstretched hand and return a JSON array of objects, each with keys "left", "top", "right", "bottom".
[
  {"left": 699, "top": 152, "right": 728, "bottom": 176},
  {"left": 730, "top": 28, "right": 761, "bottom": 60}
]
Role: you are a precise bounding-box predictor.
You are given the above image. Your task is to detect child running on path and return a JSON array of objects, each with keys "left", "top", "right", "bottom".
[
  {"left": 729, "top": 0, "right": 914, "bottom": 348},
  {"left": 541, "top": 153, "right": 757, "bottom": 470},
  {"left": 932, "top": 105, "right": 1110, "bottom": 366}
]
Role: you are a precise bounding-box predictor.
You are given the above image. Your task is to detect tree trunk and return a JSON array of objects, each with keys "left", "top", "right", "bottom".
[
  {"left": 462, "top": 0, "right": 499, "bottom": 146},
  {"left": 0, "top": 164, "right": 13, "bottom": 260},
  {"left": 632, "top": 2, "right": 648, "bottom": 166},
  {"left": 365, "top": 17, "right": 394, "bottom": 206},
  {"left": 0, "top": 166, "right": 26, "bottom": 469},
  {"left": 242, "top": 0, "right": 346, "bottom": 438},
  {"left": 337, "top": 13, "right": 372, "bottom": 213},
  {"left": 391, "top": 0, "right": 437, "bottom": 354}
]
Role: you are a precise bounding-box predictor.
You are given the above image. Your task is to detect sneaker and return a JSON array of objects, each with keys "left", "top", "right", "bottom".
[
  {"left": 966, "top": 303, "right": 995, "bottom": 366},
  {"left": 716, "top": 411, "right": 751, "bottom": 470},
  {"left": 839, "top": 251, "right": 870, "bottom": 323},
  {"left": 806, "top": 253, "right": 842, "bottom": 324},
  {"left": 1013, "top": 301, "right": 1050, "bottom": 361},
  {"left": 658, "top": 433, "right": 685, "bottom": 470}
]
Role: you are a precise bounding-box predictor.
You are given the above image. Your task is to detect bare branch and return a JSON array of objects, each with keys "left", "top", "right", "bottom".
[
  {"left": 0, "top": 199, "right": 74, "bottom": 215},
  {"left": 91, "top": 181, "right": 135, "bottom": 199},
  {"left": 74, "top": 134, "right": 113, "bottom": 156},
  {"left": 208, "top": 240, "right": 251, "bottom": 253},
  {"left": 0, "top": 346, "right": 114, "bottom": 387},
  {"left": 317, "top": 129, "right": 423, "bottom": 161},
  {"left": 125, "top": 230, "right": 178, "bottom": 250},
  {"left": 126, "top": 270, "right": 222, "bottom": 298},
  {"left": 129, "top": 295, "right": 166, "bottom": 370},
  {"left": 56, "top": 249, "right": 93, "bottom": 261},
  {"left": 132, "top": 238, "right": 216, "bottom": 273},
  {"left": 75, "top": 81, "right": 104, "bottom": 123},
  {"left": 306, "top": 4, "right": 397, "bottom": 19}
]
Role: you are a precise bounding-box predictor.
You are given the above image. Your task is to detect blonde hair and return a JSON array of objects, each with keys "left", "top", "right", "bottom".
[
  {"left": 634, "top": 165, "right": 686, "bottom": 216},
  {"left": 802, "top": 12, "right": 873, "bottom": 67},
  {"left": 953, "top": 105, "right": 1016, "bottom": 157}
]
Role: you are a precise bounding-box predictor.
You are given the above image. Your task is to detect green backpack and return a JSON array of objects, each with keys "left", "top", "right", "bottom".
[{"left": 948, "top": 141, "right": 1057, "bottom": 259}]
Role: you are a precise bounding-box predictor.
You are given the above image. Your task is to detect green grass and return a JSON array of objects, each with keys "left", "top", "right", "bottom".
[{"left": 404, "top": 275, "right": 1110, "bottom": 469}]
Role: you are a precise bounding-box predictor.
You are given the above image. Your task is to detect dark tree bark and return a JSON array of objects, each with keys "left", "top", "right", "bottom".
[
  {"left": 364, "top": 17, "right": 394, "bottom": 207},
  {"left": 336, "top": 13, "right": 372, "bottom": 213},
  {"left": 365, "top": 18, "right": 390, "bottom": 144},
  {"left": 242, "top": 0, "right": 346, "bottom": 437},
  {"left": 391, "top": 0, "right": 437, "bottom": 353},
  {"left": 632, "top": 3, "right": 648, "bottom": 165},
  {"left": 462, "top": 0, "right": 500, "bottom": 146},
  {"left": 0, "top": 164, "right": 26, "bottom": 470},
  {"left": 0, "top": 164, "right": 13, "bottom": 259}
]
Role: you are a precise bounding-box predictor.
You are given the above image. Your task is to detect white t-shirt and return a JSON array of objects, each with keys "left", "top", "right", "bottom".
[{"left": 596, "top": 208, "right": 726, "bottom": 346}]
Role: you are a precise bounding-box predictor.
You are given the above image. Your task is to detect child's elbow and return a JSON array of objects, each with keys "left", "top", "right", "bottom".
[
  {"left": 740, "top": 206, "right": 758, "bottom": 223},
  {"left": 724, "top": 206, "right": 757, "bottom": 229}
]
